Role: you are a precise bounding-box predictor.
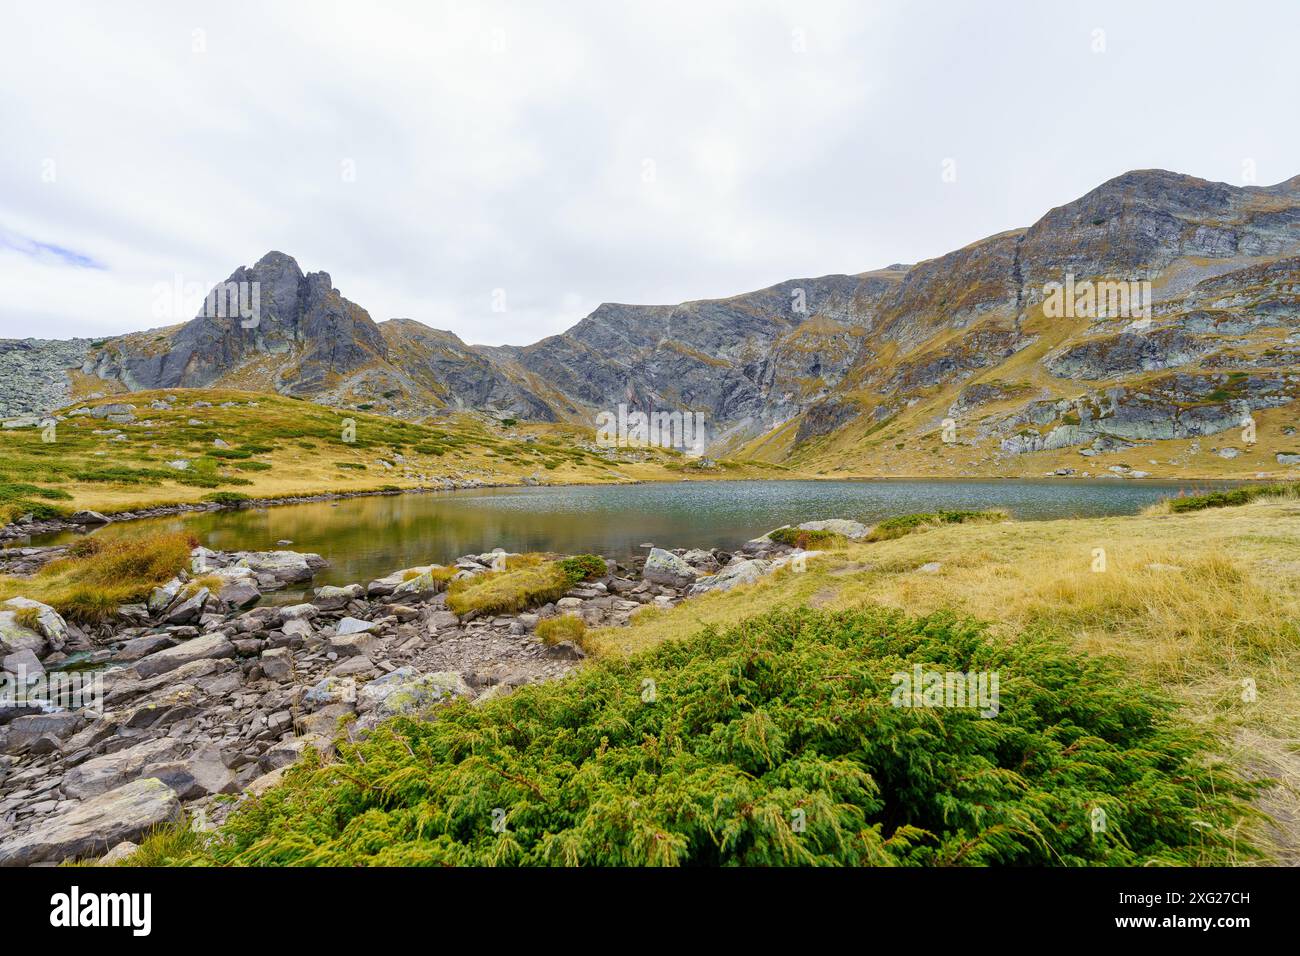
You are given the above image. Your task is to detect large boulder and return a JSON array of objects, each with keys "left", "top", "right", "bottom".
[
  {"left": 642, "top": 548, "right": 697, "bottom": 588},
  {"left": 208, "top": 567, "right": 261, "bottom": 610},
  {"left": 357, "top": 667, "right": 472, "bottom": 720},
  {"left": 145, "top": 747, "right": 238, "bottom": 799},
  {"left": 0, "top": 778, "right": 181, "bottom": 866},
  {"left": 687, "top": 559, "right": 773, "bottom": 597},
  {"left": 132, "top": 633, "right": 236, "bottom": 679},
  {"left": 234, "top": 550, "right": 327, "bottom": 584},
  {"left": 0, "top": 611, "right": 47, "bottom": 658},
  {"left": 61, "top": 736, "right": 187, "bottom": 799},
  {"left": 1, "top": 598, "right": 68, "bottom": 651}
]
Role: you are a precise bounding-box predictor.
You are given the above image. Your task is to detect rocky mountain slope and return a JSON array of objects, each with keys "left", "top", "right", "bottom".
[{"left": 5, "top": 169, "right": 1299, "bottom": 477}]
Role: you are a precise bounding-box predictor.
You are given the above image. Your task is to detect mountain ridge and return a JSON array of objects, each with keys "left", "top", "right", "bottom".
[{"left": 4, "top": 168, "right": 1299, "bottom": 478}]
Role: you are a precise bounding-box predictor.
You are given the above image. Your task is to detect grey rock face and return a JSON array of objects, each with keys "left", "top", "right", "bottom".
[
  {"left": 0, "top": 337, "right": 92, "bottom": 417},
  {"left": 642, "top": 548, "right": 697, "bottom": 588},
  {"left": 0, "top": 777, "right": 181, "bottom": 866},
  {"left": 132, "top": 633, "right": 236, "bottom": 679}
]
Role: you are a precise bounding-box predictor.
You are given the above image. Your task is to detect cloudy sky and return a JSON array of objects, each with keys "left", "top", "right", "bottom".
[{"left": 2, "top": 0, "right": 1297, "bottom": 345}]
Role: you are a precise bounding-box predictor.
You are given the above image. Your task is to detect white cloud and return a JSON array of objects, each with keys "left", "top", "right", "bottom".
[{"left": 1, "top": 0, "right": 1297, "bottom": 345}]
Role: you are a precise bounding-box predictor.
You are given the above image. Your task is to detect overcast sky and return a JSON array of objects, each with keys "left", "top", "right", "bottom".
[{"left": 2, "top": 0, "right": 1297, "bottom": 345}]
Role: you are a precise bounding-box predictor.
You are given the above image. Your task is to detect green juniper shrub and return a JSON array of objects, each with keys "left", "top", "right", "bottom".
[
  {"left": 558, "top": 554, "right": 607, "bottom": 584},
  {"left": 144, "top": 606, "right": 1260, "bottom": 867},
  {"left": 1168, "top": 484, "right": 1300, "bottom": 513}
]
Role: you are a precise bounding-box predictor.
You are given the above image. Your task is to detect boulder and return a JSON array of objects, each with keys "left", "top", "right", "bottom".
[
  {"left": 0, "top": 611, "right": 47, "bottom": 658},
  {"left": 686, "top": 559, "right": 772, "bottom": 597},
  {"left": 145, "top": 747, "right": 238, "bottom": 799},
  {"left": 260, "top": 647, "right": 293, "bottom": 681},
  {"left": 2, "top": 597, "right": 68, "bottom": 651},
  {"left": 312, "top": 584, "right": 363, "bottom": 610},
  {"left": 0, "top": 778, "right": 181, "bottom": 866},
  {"left": 357, "top": 667, "right": 472, "bottom": 720},
  {"left": 69, "top": 510, "right": 111, "bottom": 525},
  {"left": 0, "top": 712, "right": 85, "bottom": 754},
  {"left": 133, "top": 633, "right": 236, "bottom": 679},
  {"left": 336, "top": 617, "right": 378, "bottom": 636},
  {"left": 642, "top": 548, "right": 697, "bottom": 588},
  {"left": 233, "top": 550, "right": 325, "bottom": 585},
  {"left": 162, "top": 588, "right": 209, "bottom": 625},
  {"left": 61, "top": 737, "right": 186, "bottom": 799}
]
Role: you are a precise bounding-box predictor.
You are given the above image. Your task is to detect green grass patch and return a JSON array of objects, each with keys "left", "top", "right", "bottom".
[
  {"left": 866, "top": 509, "right": 1008, "bottom": 542},
  {"left": 535, "top": 614, "right": 587, "bottom": 646},
  {"left": 768, "top": 527, "right": 848, "bottom": 549},
  {"left": 1166, "top": 484, "right": 1300, "bottom": 514}
]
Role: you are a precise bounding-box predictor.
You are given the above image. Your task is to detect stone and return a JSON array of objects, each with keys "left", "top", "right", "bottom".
[
  {"left": 162, "top": 588, "right": 209, "bottom": 625},
  {"left": 312, "top": 584, "right": 363, "bottom": 610},
  {"left": 357, "top": 667, "right": 472, "bottom": 719},
  {"left": 336, "top": 617, "right": 378, "bottom": 636},
  {"left": 329, "top": 655, "right": 376, "bottom": 677},
  {"left": 280, "top": 603, "right": 319, "bottom": 621},
  {"left": 0, "top": 778, "right": 181, "bottom": 866},
  {"left": 147, "top": 578, "right": 183, "bottom": 615},
  {"left": 2, "top": 647, "right": 43, "bottom": 681},
  {"left": 1, "top": 712, "right": 85, "bottom": 754},
  {"left": 61, "top": 737, "right": 186, "bottom": 799},
  {"left": 234, "top": 550, "right": 326, "bottom": 584},
  {"left": 260, "top": 647, "right": 293, "bottom": 681},
  {"left": 145, "top": 747, "right": 238, "bottom": 799},
  {"left": 542, "top": 640, "right": 586, "bottom": 661},
  {"left": 686, "top": 559, "right": 772, "bottom": 597},
  {"left": 133, "top": 633, "right": 236, "bottom": 679},
  {"left": 2, "top": 597, "right": 68, "bottom": 650},
  {"left": 114, "top": 633, "right": 177, "bottom": 662},
  {"left": 99, "top": 841, "right": 139, "bottom": 864},
  {"left": 642, "top": 548, "right": 697, "bottom": 588},
  {"left": 303, "top": 675, "right": 357, "bottom": 707},
  {"left": 69, "top": 510, "right": 111, "bottom": 525},
  {"left": 0, "top": 611, "right": 48, "bottom": 658}
]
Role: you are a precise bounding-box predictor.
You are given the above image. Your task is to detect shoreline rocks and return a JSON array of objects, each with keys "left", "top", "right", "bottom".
[{"left": 0, "top": 519, "right": 833, "bottom": 865}]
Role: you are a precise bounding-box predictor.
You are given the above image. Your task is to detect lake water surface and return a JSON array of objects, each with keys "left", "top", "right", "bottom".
[{"left": 43, "top": 479, "right": 1229, "bottom": 589}]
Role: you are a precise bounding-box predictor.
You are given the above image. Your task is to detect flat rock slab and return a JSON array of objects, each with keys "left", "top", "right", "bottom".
[
  {"left": 0, "top": 777, "right": 181, "bottom": 866},
  {"left": 133, "top": 633, "right": 235, "bottom": 679}
]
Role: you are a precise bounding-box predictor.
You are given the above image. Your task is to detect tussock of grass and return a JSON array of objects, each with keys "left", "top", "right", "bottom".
[
  {"left": 865, "top": 509, "right": 1008, "bottom": 542},
  {"left": 137, "top": 607, "right": 1259, "bottom": 866},
  {"left": 446, "top": 554, "right": 605, "bottom": 617},
  {"left": 447, "top": 561, "right": 572, "bottom": 617},
  {"left": 0, "top": 531, "right": 194, "bottom": 623},
  {"left": 768, "top": 527, "right": 847, "bottom": 549},
  {"left": 536, "top": 614, "right": 587, "bottom": 646}
]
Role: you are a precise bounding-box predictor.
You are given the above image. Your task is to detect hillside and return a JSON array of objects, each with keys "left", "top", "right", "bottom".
[
  {"left": 4, "top": 169, "right": 1299, "bottom": 479},
  {"left": 0, "top": 389, "right": 780, "bottom": 527}
]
